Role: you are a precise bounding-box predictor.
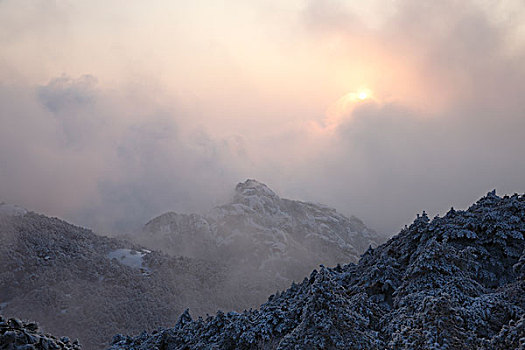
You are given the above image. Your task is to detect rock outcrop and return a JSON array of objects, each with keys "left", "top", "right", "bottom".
[{"left": 0, "top": 315, "right": 80, "bottom": 349}]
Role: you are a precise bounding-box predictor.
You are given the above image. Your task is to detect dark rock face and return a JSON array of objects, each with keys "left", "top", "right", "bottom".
[
  {"left": 0, "top": 315, "right": 80, "bottom": 349},
  {"left": 110, "top": 192, "right": 525, "bottom": 349}
]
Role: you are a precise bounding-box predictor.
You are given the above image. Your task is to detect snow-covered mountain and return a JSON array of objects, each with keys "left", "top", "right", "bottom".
[
  {"left": 140, "top": 179, "right": 382, "bottom": 283},
  {"left": 0, "top": 208, "right": 250, "bottom": 349},
  {"left": 0, "top": 181, "right": 380, "bottom": 350},
  {"left": 111, "top": 191, "right": 525, "bottom": 349}
]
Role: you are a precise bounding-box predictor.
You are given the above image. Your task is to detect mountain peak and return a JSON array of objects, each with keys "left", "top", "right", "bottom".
[{"left": 234, "top": 179, "right": 278, "bottom": 199}]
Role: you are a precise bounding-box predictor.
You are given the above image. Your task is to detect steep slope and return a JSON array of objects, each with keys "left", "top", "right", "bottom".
[
  {"left": 140, "top": 179, "right": 381, "bottom": 285},
  {"left": 0, "top": 210, "right": 244, "bottom": 349},
  {"left": 111, "top": 191, "right": 525, "bottom": 349}
]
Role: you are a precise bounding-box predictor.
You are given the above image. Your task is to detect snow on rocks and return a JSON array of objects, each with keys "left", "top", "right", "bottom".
[
  {"left": 140, "top": 179, "right": 382, "bottom": 294},
  {"left": 110, "top": 191, "right": 525, "bottom": 350},
  {"left": 0, "top": 315, "right": 81, "bottom": 349}
]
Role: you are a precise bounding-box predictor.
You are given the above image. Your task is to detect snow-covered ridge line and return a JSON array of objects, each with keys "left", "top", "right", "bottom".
[{"left": 110, "top": 191, "right": 525, "bottom": 349}]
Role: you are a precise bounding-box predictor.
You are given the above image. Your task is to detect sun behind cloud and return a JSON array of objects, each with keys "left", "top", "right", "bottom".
[
  {"left": 321, "top": 88, "right": 375, "bottom": 130},
  {"left": 358, "top": 90, "right": 369, "bottom": 100},
  {"left": 355, "top": 88, "right": 373, "bottom": 101},
  {"left": 340, "top": 88, "right": 374, "bottom": 104}
]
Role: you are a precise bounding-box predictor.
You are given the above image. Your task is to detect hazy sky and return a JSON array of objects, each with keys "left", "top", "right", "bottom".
[{"left": 1, "top": 0, "right": 524, "bottom": 234}]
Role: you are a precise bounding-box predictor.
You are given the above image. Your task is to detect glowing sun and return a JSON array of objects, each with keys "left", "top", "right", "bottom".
[
  {"left": 322, "top": 88, "right": 375, "bottom": 131},
  {"left": 338, "top": 88, "right": 373, "bottom": 104},
  {"left": 358, "top": 91, "right": 369, "bottom": 100}
]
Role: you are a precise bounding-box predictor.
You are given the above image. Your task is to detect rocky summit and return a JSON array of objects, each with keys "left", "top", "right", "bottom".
[
  {"left": 140, "top": 179, "right": 381, "bottom": 287},
  {"left": 110, "top": 191, "right": 525, "bottom": 349}
]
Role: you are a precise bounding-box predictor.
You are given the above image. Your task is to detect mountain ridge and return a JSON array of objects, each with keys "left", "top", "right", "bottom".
[
  {"left": 0, "top": 180, "right": 383, "bottom": 349},
  {"left": 110, "top": 191, "right": 525, "bottom": 349},
  {"left": 139, "top": 179, "right": 381, "bottom": 284},
  {"left": 0, "top": 210, "right": 243, "bottom": 349}
]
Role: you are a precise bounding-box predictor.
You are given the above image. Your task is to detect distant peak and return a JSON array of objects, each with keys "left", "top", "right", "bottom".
[{"left": 235, "top": 179, "right": 278, "bottom": 199}]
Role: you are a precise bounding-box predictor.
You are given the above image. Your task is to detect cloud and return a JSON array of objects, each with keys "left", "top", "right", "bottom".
[
  {"left": 0, "top": 74, "right": 246, "bottom": 233},
  {"left": 88, "top": 116, "right": 244, "bottom": 231},
  {"left": 1, "top": 0, "right": 524, "bottom": 235},
  {"left": 36, "top": 75, "right": 103, "bottom": 148},
  {"left": 38, "top": 75, "right": 97, "bottom": 113},
  {"left": 246, "top": 0, "right": 517, "bottom": 231},
  {"left": 310, "top": 100, "right": 525, "bottom": 232}
]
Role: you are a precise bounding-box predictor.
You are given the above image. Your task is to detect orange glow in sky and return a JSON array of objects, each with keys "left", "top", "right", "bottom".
[
  {"left": 320, "top": 88, "right": 376, "bottom": 131},
  {"left": 0, "top": 0, "right": 476, "bottom": 138}
]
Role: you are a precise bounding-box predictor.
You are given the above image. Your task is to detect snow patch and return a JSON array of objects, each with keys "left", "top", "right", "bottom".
[{"left": 107, "top": 249, "right": 149, "bottom": 270}]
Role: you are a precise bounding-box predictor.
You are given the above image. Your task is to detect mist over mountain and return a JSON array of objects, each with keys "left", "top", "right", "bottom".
[
  {"left": 0, "top": 208, "right": 243, "bottom": 349},
  {"left": 1, "top": 1, "right": 525, "bottom": 349},
  {"left": 111, "top": 191, "right": 525, "bottom": 349},
  {"left": 135, "top": 179, "right": 382, "bottom": 285},
  {"left": 0, "top": 182, "right": 381, "bottom": 349}
]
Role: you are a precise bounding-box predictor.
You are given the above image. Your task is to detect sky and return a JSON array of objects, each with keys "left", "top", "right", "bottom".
[{"left": 1, "top": 0, "right": 525, "bottom": 234}]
